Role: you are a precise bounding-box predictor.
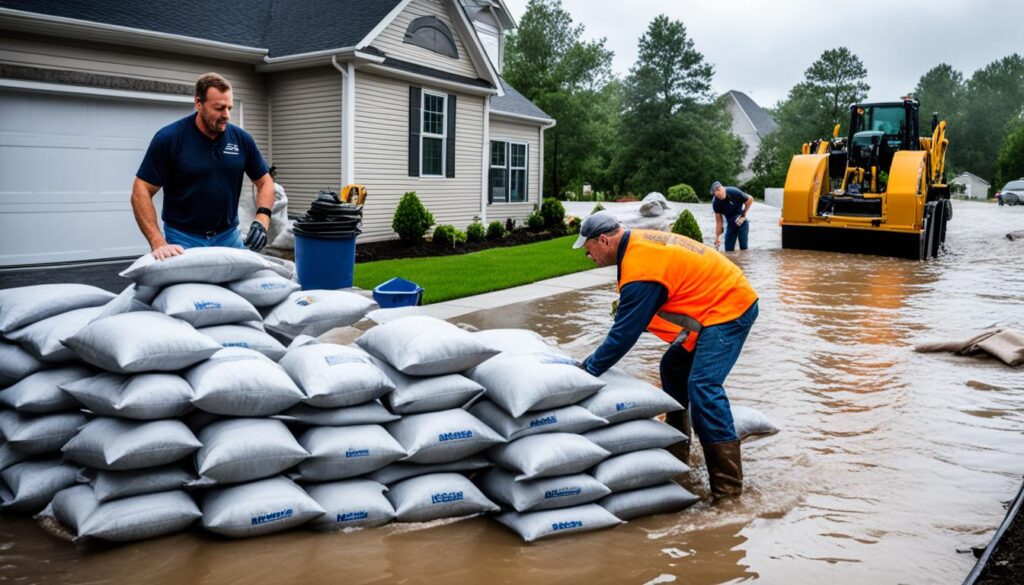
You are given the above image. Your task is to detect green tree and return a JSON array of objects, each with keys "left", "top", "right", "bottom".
[
  {"left": 504, "top": 0, "right": 614, "bottom": 198},
  {"left": 911, "top": 63, "right": 966, "bottom": 175},
  {"left": 619, "top": 15, "right": 743, "bottom": 195},
  {"left": 996, "top": 122, "right": 1024, "bottom": 188},
  {"left": 957, "top": 54, "right": 1024, "bottom": 182}
]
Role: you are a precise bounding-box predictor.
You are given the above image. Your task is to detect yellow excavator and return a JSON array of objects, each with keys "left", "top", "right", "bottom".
[{"left": 781, "top": 98, "right": 951, "bottom": 260}]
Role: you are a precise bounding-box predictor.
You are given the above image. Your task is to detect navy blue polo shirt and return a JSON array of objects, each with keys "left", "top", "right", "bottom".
[
  {"left": 712, "top": 187, "right": 750, "bottom": 223},
  {"left": 136, "top": 114, "right": 269, "bottom": 234}
]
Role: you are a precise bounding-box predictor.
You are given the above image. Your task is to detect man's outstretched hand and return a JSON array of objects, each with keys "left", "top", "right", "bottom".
[
  {"left": 244, "top": 220, "right": 268, "bottom": 252},
  {"left": 152, "top": 243, "right": 184, "bottom": 260}
]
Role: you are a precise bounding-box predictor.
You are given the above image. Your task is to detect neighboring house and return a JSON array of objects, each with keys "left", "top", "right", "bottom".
[
  {"left": 0, "top": 0, "right": 554, "bottom": 266},
  {"left": 950, "top": 172, "right": 990, "bottom": 200},
  {"left": 723, "top": 90, "right": 778, "bottom": 183}
]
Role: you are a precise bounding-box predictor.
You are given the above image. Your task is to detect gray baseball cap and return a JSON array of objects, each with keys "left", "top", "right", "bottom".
[
  {"left": 572, "top": 210, "right": 622, "bottom": 249},
  {"left": 710, "top": 181, "right": 723, "bottom": 196}
]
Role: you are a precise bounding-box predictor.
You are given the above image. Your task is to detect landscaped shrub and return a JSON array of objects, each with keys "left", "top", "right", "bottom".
[
  {"left": 591, "top": 203, "right": 605, "bottom": 213},
  {"left": 672, "top": 209, "right": 703, "bottom": 242},
  {"left": 540, "top": 197, "right": 566, "bottom": 231},
  {"left": 526, "top": 210, "right": 545, "bottom": 232},
  {"left": 466, "top": 221, "right": 485, "bottom": 243},
  {"left": 392, "top": 191, "right": 434, "bottom": 242},
  {"left": 667, "top": 183, "right": 699, "bottom": 203},
  {"left": 505, "top": 217, "right": 517, "bottom": 233},
  {"left": 566, "top": 215, "right": 581, "bottom": 234},
  {"left": 487, "top": 220, "right": 506, "bottom": 240},
  {"left": 432, "top": 224, "right": 466, "bottom": 248}
]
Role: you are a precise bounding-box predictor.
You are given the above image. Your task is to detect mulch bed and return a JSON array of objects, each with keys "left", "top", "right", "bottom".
[{"left": 353, "top": 229, "right": 567, "bottom": 263}]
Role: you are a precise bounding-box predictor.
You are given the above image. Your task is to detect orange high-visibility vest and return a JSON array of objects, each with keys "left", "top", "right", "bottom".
[{"left": 618, "top": 229, "right": 758, "bottom": 351}]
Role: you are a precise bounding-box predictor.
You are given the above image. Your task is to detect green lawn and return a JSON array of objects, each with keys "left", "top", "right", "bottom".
[{"left": 353, "top": 235, "right": 597, "bottom": 304}]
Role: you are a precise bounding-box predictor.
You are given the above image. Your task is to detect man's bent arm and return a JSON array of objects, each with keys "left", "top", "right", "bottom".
[
  {"left": 582, "top": 281, "right": 668, "bottom": 377},
  {"left": 130, "top": 177, "right": 166, "bottom": 249}
]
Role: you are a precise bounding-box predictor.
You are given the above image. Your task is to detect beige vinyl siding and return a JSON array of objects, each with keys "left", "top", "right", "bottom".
[
  {"left": 267, "top": 67, "right": 341, "bottom": 211},
  {"left": 354, "top": 71, "right": 483, "bottom": 241},
  {"left": 370, "top": 0, "right": 480, "bottom": 79},
  {"left": 0, "top": 31, "right": 268, "bottom": 152},
  {"left": 488, "top": 117, "right": 541, "bottom": 224}
]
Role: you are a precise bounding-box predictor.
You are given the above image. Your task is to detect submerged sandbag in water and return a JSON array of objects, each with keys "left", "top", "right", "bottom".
[
  {"left": 355, "top": 316, "right": 499, "bottom": 376},
  {"left": 201, "top": 476, "right": 325, "bottom": 538},
  {"left": 304, "top": 479, "right": 395, "bottom": 530},
  {"left": 731, "top": 404, "right": 780, "bottom": 441},
  {"left": 47, "top": 484, "right": 201, "bottom": 543},
  {"left": 386, "top": 472, "right": 499, "bottom": 522},
  {"left": 598, "top": 481, "right": 699, "bottom": 521},
  {"left": 495, "top": 503, "right": 622, "bottom": 542}
]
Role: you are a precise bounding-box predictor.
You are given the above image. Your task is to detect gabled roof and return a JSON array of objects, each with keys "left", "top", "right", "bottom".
[
  {"left": 0, "top": 0, "right": 402, "bottom": 58},
  {"left": 953, "top": 172, "right": 991, "bottom": 186},
  {"left": 726, "top": 90, "right": 778, "bottom": 138},
  {"left": 492, "top": 77, "right": 552, "bottom": 122}
]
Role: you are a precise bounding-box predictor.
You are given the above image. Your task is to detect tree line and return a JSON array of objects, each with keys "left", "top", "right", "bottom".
[{"left": 506, "top": 0, "right": 1024, "bottom": 199}]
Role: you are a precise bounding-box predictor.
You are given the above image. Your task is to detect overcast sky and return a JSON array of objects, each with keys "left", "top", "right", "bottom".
[{"left": 502, "top": 0, "right": 1023, "bottom": 109}]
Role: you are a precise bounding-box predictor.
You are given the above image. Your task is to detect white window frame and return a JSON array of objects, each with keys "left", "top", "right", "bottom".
[
  {"left": 489, "top": 139, "right": 508, "bottom": 203},
  {"left": 489, "top": 140, "right": 529, "bottom": 204},
  {"left": 420, "top": 90, "right": 447, "bottom": 178}
]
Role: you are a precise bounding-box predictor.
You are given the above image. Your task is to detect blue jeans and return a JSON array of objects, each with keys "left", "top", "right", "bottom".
[
  {"left": 164, "top": 224, "right": 245, "bottom": 249},
  {"left": 724, "top": 219, "right": 749, "bottom": 251},
  {"left": 659, "top": 300, "right": 758, "bottom": 445}
]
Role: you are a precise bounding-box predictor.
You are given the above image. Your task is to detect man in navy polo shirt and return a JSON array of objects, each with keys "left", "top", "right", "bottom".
[
  {"left": 131, "top": 72, "right": 274, "bottom": 260},
  {"left": 710, "top": 181, "right": 753, "bottom": 252}
]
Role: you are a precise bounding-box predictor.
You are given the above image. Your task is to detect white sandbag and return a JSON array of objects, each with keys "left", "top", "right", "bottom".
[
  {"left": 60, "top": 372, "right": 194, "bottom": 420},
  {"left": 386, "top": 472, "right": 499, "bottom": 522},
  {"left": 495, "top": 504, "right": 622, "bottom": 542},
  {"left": 0, "top": 365, "right": 91, "bottom": 413},
  {"left": 640, "top": 192, "right": 668, "bottom": 217},
  {"left": 297, "top": 425, "right": 406, "bottom": 482},
  {"left": 273, "top": 401, "right": 399, "bottom": 427},
  {"left": 580, "top": 367, "right": 682, "bottom": 424},
  {"left": 0, "top": 284, "right": 114, "bottom": 334},
  {"left": 51, "top": 484, "right": 201, "bottom": 542},
  {"left": 226, "top": 270, "right": 300, "bottom": 307},
  {"left": 63, "top": 311, "right": 221, "bottom": 374},
  {"left": 305, "top": 479, "right": 395, "bottom": 530},
  {"left": 386, "top": 409, "right": 504, "bottom": 464},
  {"left": 5, "top": 306, "right": 104, "bottom": 362},
  {"left": 487, "top": 433, "right": 610, "bottom": 481},
  {"left": 732, "top": 404, "right": 780, "bottom": 441},
  {"left": 195, "top": 418, "right": 308, "bottom": 485},
  {"left": 119, "top": 247, "right": 277, "bottom": 287},
  {"left": 591, "top": 449, "right": 690, "bottom": 492},
  {"left": 583, "top": 419, "right": 688, "bottom": 456},
  {"left": 479, "top": 468, "right": 611, "bottom": 513},
  {"left": 598, "top": 482, "right": 699, "bottom": 521},
  {"left": 62, "top": 418, "right": 201, "bottom": 471},
  {"left": 0, "top": 458, "right": 79, "bottom": 513},
  {"left": 466, "top": 353, "right": 605, "bottom": 417},
  {"left": 278, "top": 344, "right": 394, "bottom": 408},
  {"left": 201, "top": 476, "right": 325, "bottom": 538},
  {"left": 469, "top": 401, "right": 608, "bottom": 442},
  {"left": 0, "top": 443, "right": 30, "bottom": 471},
  {"left": 197, "top": 324, "right": 287, "bottom": 360},
  {"left": 186, "top": 348, "right": 304, "bottom": 416},
  {"left": 372, "top": 356, "right": 484, "bottom": 415},
  {"left": 0, "top": 410, "right": 88, "bottom": 455},
  {"left": 0, "top": 341, "right": 45, "bottom": 386},
  {"left": 364, "top": 306, "right": 425, "bottom": 325},
  {"left": 355, "top": 316, "right": 498, "bottom": 376},
  {"left": 152, "top": 283, "right": 261, "bottom": 328},
  {"left": 472, "top": 328, "right": 556, "bottom": 356},
  {"left": 91, "top": 465, "right": 197, "bottom": 503},
  {"left": 264, "top": 290, "right": 377, "bottom": 339},
  {"left": 366, "top": 455, "right": 491, "bottom": 486},
  {"left": 91, "top": 283, "right": 158, "bottom": 322}
]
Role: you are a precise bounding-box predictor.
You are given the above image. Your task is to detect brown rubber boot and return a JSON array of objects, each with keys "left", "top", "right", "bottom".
[
  {"left": 702, "top": 440, "right": 743, "bottom": 501},
  {"left": 664, "top": 410, "right": 692, "bottom": 466}
]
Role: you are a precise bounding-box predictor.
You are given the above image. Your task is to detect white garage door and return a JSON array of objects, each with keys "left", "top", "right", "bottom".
[{"left": 0, "top": 87, "right": 193, "bottom": 266}]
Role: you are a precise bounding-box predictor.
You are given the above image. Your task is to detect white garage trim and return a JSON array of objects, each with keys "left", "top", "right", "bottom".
[{"left": 0, "top": 78, "right": 194, "bottom": 104}]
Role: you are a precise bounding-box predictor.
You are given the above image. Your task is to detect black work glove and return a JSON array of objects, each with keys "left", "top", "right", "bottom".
[{"left": 244, "top": 220, "right": 268, "bottom": 252}]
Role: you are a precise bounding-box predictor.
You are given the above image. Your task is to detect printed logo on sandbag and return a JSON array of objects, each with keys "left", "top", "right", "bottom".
[
  {"left": 193, "top": 301, "right": 222, "bottom": 311},
  {"left": 529, "top": 415, "right": 558, "bottom": 428},
  {"left": 539, "top": 353, "right": 579, "bottom": 367},
  {"left": 338, "top": 511, "right": 369, "bottom": 522},
  {"left": 615, "top": 401, "right": 637, "bottom": 412},
  {"left": 251, "top": 508, "right": 293, "bottom": 526},
  {"left": 295, "top": 295, "right": 319, "bottom": 306},
  {"left": 223, "top": 142, "right": 240, "bottom": 155},
  {"left": 544, "top": 487, "right": 582, "bottom": 499},
  {"left": 260, "top": 282, "right": 287, "bottom": 290},
  {"left": 431, "top": 491, "right": 464, "bottom": 504},
  {"left": 551, "top": 520, "right": 583, "bottom": 532},
  {"left": 223, "top": 342, "right": 250, "bottom": 349},
  {"left": 437, "top": 430, "right": 473, "bottom": 442},
  {"left": 324, "top": 354, "right": 365, "bottom": 366},
  {"left": 345, "top": 448, "right": 370, "bottom": 458}
]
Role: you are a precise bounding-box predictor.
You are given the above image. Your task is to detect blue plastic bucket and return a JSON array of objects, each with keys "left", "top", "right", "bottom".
[
  {"left": 372, "top": 277, "right": 424, "bottom": 308},
  {"left": 294, "top": 231, "right": 356, "bottom": 290}
]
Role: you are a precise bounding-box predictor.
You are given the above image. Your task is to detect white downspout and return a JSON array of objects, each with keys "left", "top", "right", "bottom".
[
  {"left": 332, "top": 55, "right": 356, "bottom": 186},
  {"left": 481, "top": 97, "right": 490, "bottom": 223}
]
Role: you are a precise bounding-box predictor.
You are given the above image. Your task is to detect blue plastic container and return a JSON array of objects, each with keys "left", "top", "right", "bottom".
[
  {"left": 372, "top": 277, "right": 424, "bottom": 308},
  {"left": 294, "top": 231, "right": 357, "bottom": 290}
]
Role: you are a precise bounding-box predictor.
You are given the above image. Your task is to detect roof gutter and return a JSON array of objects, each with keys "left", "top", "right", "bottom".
[
  {"left": 490, "top": 109, "right": 555, "bottom": 127},
  {"left": 0, "top": 7, "right": 267, "bottom": 63},
  {"left": 256, "top": 47, "right": 385, "bottom": 73}
]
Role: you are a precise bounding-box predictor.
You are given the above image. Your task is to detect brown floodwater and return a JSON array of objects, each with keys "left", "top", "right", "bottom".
[{"left": 3, "top": 201, "right": 1023, "bottom": 584}]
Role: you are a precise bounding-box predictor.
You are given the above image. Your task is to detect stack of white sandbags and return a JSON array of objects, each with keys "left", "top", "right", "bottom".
[
  {"left": 354, "top": 316, "right": 506, "bottom": 523},
  {"left": 0, "top": 284, "right": 114, "bottom": 516}
]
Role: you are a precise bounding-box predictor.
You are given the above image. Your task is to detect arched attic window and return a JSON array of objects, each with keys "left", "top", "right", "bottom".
[{"left": 404, "top": 16, "right": 459, "bottom": 59}]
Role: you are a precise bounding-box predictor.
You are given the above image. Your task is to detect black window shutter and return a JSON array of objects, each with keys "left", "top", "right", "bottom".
[
  {"left": 487, "top": 168, "right": 495, "bottom": 204},
  {"left": 445, "top": 93, "right": 456, "bottom": 177},
  {"left": 408, "top": 86, "right": 421, "bottom": 177},
  {"left": 523, "top": 145, "right": 529, "bottom": 203}
]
